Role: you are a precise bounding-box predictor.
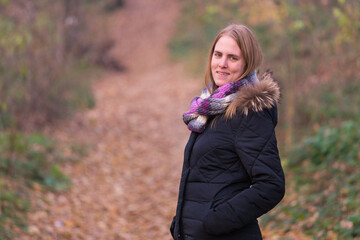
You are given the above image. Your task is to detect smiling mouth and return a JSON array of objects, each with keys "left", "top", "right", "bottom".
[{"left": 216, "top": 71, "right": 230, "bottom": 76}]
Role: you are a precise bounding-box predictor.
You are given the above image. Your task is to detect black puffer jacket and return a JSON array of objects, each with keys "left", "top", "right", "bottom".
[{"left": 171, "top": 77, "right": 285, "bottom": 240}]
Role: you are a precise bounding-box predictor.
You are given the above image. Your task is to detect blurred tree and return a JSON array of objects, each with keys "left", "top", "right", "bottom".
[
  {"left": 64, "top": 0, "right": 80, "bottom": 55},
  {"left": 0, "top": 0, "right": 98, "bottom": 131}
]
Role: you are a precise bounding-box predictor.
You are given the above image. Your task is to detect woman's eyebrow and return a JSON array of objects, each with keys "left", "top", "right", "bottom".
[
  {"left": 214, "top": 51, "right": 240, "bottom": 57},
  {"left": 228, "top": 54, "right": 240, "bottom": 58}
]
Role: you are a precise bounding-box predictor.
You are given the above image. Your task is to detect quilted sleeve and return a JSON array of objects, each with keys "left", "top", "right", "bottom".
[{"left": 202, "top": 106, "right": 285, "bottom": 235}]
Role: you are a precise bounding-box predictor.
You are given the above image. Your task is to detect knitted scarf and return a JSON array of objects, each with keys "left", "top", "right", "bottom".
[{"left": 183, "top": 71, "right": 259, "bottom": 133}]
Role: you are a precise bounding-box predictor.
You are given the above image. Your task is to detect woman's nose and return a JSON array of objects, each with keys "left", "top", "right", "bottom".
[{"left": 219, "top": 57, "right": 228, "bottom": 68}]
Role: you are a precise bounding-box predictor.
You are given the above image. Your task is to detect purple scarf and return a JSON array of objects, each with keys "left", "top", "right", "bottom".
[{"left": 183, "top": 71, "right": 258, "bottom": 133}]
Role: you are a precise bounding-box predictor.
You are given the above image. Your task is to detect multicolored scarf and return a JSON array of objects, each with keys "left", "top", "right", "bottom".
[{"left": 183, "top": 71, "right": 259, "bottom": 133}]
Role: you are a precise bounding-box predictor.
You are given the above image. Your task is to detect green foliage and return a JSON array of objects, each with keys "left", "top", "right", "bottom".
[
  {"left": 291, "top": 121, "right": 359, "bottom": 171},
  {"left": 263, "top": 121, "right": 360, "bottom": 239},
  {"left": 43, "top": 165, "right": 71, "bottom": 192},
  {"left": 332, "top": 0, "right": 360, "bottom": 44},
  {"left": 0, "top": 132, "right": 72, "bottom": 191},
  {"left": 83, "top": 0, "right": 125, "bottom": 12},
  {"left": 295, "top": 80, "right": 360, "bottom": 137},
  {"left": 0, "top": 181, "right": 30, "bottom": 239},
  {"left": 0, "top": 16, "right": 31, "bottom": 54},
  {"left": 0, "top": 131, "right": 79, "bottom": 239}
]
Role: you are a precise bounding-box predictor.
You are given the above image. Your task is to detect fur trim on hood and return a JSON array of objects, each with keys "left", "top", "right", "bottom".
[{"left": 225, "top": 71, "right": 280, "bottom": 118}]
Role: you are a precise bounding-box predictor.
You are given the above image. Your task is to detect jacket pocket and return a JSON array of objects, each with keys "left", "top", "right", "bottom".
[
  {"left": 210, "top": 186, "right": 245, "bottom": 209},
  {"left": 210, "top": 195, "right": 230, "bottom": 209}
]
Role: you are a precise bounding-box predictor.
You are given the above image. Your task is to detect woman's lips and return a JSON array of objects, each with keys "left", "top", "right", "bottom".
[{"left": 216, "top": 71, "right": 230, "bottom": 77}]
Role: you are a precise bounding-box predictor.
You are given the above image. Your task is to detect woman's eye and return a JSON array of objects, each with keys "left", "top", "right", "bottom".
[
  {"left": 230, "top": 56, "right": 238, "bottom": 61},
  {"left": 214, "top": 52, "right": 221, "bottom": 57}
]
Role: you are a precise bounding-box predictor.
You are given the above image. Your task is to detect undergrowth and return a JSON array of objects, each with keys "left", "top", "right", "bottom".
[
  {"left": 0, "top": 131, "right": 85, "bottom": 239},
  {"left": 262, "top": 121, "right": 360, "bottom": 239}
]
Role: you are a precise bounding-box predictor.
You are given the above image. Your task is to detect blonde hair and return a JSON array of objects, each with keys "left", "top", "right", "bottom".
[{"left": 205, "top": 24, "right": 263, "bottom": 92}]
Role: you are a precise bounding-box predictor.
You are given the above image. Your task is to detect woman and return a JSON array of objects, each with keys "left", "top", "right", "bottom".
[{"left": 170, "top": 24, "right": 285, "bottom": 240}]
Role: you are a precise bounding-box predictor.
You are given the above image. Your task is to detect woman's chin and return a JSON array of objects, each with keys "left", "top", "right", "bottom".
[{"left": 214, "top": 79, "right": 230, "bottom": 87}]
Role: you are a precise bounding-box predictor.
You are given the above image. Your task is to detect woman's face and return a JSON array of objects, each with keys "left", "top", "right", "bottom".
[{"left": 211, "top": 36, "right": 246, "bottom": 87}]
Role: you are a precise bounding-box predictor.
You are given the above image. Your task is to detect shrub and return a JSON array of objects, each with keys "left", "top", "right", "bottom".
[
  {"left": 262, "top": 121, "right": 360, "bottom": 239},
  {"left": 0, "top": 180, "right": 30, "bottom": 240},
  {"left": 0, "top": 131, "right": 73, "bottom": 239},
  {"left": 0, "top": 132, "right": 72, "bottom": 191}
]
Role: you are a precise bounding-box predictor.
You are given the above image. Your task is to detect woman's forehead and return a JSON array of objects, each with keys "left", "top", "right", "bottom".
[{"left": 214, "top": 36, "right": 241, "bottom": 55}]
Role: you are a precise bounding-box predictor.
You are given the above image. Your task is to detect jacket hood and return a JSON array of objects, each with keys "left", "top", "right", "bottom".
[{"left": 225, "top": 71, "right": 280, "bottom": 117}]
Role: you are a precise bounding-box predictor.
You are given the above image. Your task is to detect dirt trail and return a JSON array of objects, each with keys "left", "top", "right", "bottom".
[{"left": 22, "top": 0, "right": 200, "bottom": 239}]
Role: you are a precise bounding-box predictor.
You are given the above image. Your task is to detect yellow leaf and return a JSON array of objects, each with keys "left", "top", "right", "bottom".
[{"left": 65, "top": 220, "right": 75, "bottom": 228}]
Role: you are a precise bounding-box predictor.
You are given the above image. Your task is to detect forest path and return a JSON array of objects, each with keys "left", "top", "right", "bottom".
[{"left": 22, "top": 0, "right": 200, "bottom": 239}]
